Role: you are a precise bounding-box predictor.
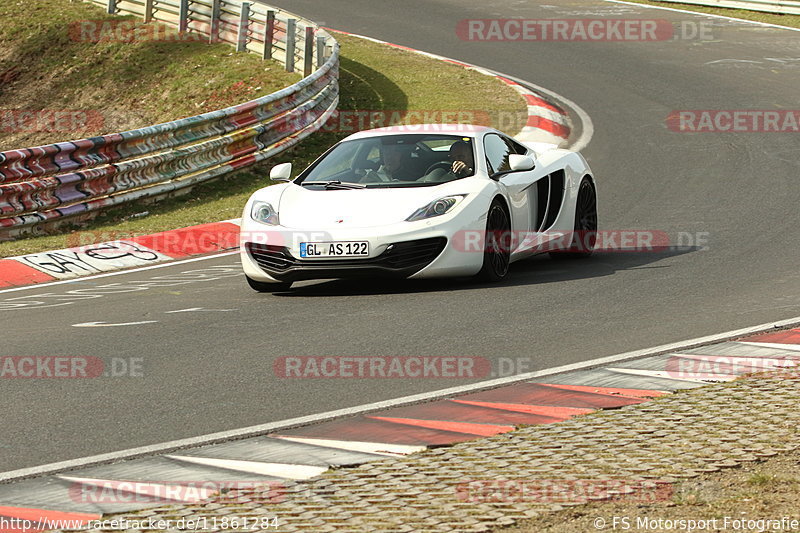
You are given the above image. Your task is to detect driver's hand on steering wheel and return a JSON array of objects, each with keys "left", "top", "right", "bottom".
[{"left": 452, "top": 160, "right": 472, "bottom": 177}]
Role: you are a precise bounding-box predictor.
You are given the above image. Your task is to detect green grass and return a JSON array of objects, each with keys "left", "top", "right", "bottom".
[
  {"left": 621, "top": 0, "right": 800, "bottom": 28},
  {"left": 0, "top": 0, "right": 301, "bottom": 151},
  {"left": 0, "top": 19, "right": 525, "bottom": 256}
]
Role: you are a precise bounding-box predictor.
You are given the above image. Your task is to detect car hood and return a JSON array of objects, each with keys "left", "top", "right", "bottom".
[{"left": 274, "top": 182, "right": 468, "bottom": 229}]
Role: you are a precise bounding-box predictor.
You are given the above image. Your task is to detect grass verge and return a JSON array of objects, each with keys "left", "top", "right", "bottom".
[
  {"left": 495, "top": 446, "right": 800, "bottom": 532},
  {"left": 0, "top": 6, "right": 525, "bottom": 257},
  {"left": 620, "top": 0, "right": 800, "bottom": 29},
  {"left": 0, "top": 0, "right": 301, "bottom": 150}
]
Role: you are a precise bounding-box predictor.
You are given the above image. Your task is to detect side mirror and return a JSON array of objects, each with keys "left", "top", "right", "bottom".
[
  {"left": 270, "top": 162, "right": 292, "bottom": 182},
  {"left": 508, "top": 154, "right": 535, "bottom": 172}
]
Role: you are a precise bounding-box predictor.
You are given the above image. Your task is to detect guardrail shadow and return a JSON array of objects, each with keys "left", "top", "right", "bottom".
[
  {"left": 275, "top": 246, "right": 702, "bottom": 297},
  {"left": 277, "top": 54, "right": 409, "bottom": 158}
]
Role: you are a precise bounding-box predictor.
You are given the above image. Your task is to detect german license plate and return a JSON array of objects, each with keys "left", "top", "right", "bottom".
[{"left": 300, "top": 241, "right": 369, "bottom": 258}]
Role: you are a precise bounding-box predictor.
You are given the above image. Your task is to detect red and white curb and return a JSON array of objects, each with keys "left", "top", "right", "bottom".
[
  {"left": 328, "top": 29, "right": 572, "bottom": 146},
  {"left": 2, "top": 325, "right": 798, "bottom": 530},
  {"left": 0, "top": 220, "right": 241, "bottom": 288}
]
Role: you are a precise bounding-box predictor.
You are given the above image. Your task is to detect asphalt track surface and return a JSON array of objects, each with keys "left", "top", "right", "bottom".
[{"left": 3, "top": 0, "right": 799, "bottom": 472}]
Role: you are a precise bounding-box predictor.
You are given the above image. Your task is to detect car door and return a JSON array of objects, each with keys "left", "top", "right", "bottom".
[{"left": 484, "top": 133, "right": 543, "bottom": 253}]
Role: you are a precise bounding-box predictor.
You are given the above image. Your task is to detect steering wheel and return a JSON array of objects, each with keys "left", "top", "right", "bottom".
[
  {"left": 360, "top": 169, "right": 392, "bottom": 183},
  {"left": 424, "top": 161, "right": 452, "bottom": 175}
]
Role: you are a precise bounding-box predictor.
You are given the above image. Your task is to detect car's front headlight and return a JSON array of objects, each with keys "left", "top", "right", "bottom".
[
  {"left": 250, "top": 201, "right": 279, "bottom": 225},
  {"left": 406, "top": 195, "right": 466, "bottom": 222}
]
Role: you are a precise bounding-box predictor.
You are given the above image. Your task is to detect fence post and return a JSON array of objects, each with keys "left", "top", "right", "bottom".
[
  {"left": 285, "top": 18, "right": 296, "bottom": 72},
  {"left": 262, "top": 10, "right": 275, "bottom": 60},
  {"left": 178, "top": 0, "right": 189, "bottom": 32},
  {"left": 316, "top": 35, "right": 325, "bottom": 68},
  {"left": 303, "top": 27, "right": 314, "bottom": 77},
  {"left": 143, "top": 0, "right": 154, "bottom": 22},
  {"left": 106, "top": 0, "right": 116, "bottom": 14},
  {"left": 237, "top": 2, "right": 250, "bottom": 52},
  {"left": 209, "top": 0, "right": 221, "bottom": 43}
]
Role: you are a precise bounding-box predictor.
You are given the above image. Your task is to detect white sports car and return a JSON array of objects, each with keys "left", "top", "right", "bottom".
[{"left": 240, "top": 125, "right": 597, "bottom": 291}]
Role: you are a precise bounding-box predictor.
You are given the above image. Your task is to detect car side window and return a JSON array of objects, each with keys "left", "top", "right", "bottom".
[
  {"left": 505, "top": 136, "right": 528, "bottom": 155},
  {"left": 484, "top": 134, "right": 513, "bottom": 175}
]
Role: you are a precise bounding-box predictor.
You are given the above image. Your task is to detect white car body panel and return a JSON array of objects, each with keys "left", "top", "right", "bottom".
[{"left": 240, "top": 125, "right": 596, "bottom": 285}]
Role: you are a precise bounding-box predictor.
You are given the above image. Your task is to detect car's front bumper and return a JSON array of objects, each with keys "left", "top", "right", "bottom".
[
  {"left": 245, "top": 237, "right": 447, "bottom": 282},
  {"left": 239, "top": 218, "right": 486, "bottom": 284}
]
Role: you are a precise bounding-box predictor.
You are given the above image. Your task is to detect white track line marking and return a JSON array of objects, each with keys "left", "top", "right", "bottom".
[
  {"left": 607, "top": 367, "right": 737, "bottom": 382},
  {"left": 673, "top": 353, "right": 798, "bottom": 366},
  {"left": 739, "top": 341, "right": 800, "bottom": 352},
  {"left": 72, "top": 321, "right": 158, "bottom": 328},
  {"left": 271, "top": 436, "right": 426, "bottom": 456},
  {"left": 2, "top": 315, "right": 799, "bottom": 483},
  {"left": 165, "top": 308, "right": 236, "bottom": 313},
  {"left": 0, "top": 251, "right": 239, "bottom": 295},
  {"left": 165, "top": 455, "right": 327, "bottom": 480},
  {"left": 604, "top": 0, "right": 800, "bottom": 32}
]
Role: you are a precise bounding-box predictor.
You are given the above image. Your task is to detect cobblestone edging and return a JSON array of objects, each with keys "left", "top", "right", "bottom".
[{"left": 70, "top": 373, "right": 799, "bottom": 532}]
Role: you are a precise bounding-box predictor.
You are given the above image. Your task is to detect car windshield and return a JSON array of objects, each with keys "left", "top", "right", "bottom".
[{"left": 296, "top": 134, "right": 476, "bottom": 188}]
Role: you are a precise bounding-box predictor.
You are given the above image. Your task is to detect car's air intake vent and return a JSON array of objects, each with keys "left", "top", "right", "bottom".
[
  {"left": 247, "top": 244, "right": 295, "bottom": 271},
  {"left": 383, "top": 238, "right": 447, "bottom": 269},
  {"left": 245, "top": 237, "right": 448, "bottom": 281}
]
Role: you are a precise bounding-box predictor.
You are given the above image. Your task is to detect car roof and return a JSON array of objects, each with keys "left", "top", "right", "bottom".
[{"left": 343, "top": 124, "right": 496, "bottom": 141}]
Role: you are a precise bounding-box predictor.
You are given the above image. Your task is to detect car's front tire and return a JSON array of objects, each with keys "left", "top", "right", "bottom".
[
  {"left": 246, "top": 275, "right": 292, "bottom": 292},
  {"left": 477, "top": 200, "right": 511, "bottom": 282}
]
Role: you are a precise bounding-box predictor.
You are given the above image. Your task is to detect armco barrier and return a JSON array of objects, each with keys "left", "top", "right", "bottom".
[{"left": 0, "top": 0, "right": 339, "bottom": 241}]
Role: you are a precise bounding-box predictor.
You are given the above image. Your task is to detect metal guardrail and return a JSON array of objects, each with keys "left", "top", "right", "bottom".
[
  {"left": 657, "top": 0, "right": 800, "bottom": 15},
  {"left": 0, "top": 0, "right": 339, "bottom": 240}
]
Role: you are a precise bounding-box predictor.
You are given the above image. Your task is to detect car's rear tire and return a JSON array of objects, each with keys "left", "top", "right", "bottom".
[
  {"left": 477, "top": 200, "right": 511, "bottom": 282},
  {"left": 246, "top": 275, "right": 292, "bottom": 292},
  {"left": 551, "top": 178, "right": 597, "bottom": 259}
]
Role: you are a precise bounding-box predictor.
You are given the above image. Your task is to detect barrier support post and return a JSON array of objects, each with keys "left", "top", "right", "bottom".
[
  {"left": 209, "top": 0, "right": 221, "bottom": 43},
  {"left": 237, "top": 2, "right": 251, "bottom": 52},
  {"left": 263, "top": 10, "right": 275, "bottom": 60},
  {"left": 316, "top": 35, "right": 325, "bottom": 68},
  {"left": 303, "top": 26, "right": 314, "bottom": 77},
  {"left": 285, "top": 18, "right": 296, "bottom": 72},
  {"left": 178, "top": 0, "right": 189, "bottom": 33}
]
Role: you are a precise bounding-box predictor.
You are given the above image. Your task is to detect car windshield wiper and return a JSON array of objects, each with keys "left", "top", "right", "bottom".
[{"left": 302, "top": 180, "right": 366, "bottom": 190}]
